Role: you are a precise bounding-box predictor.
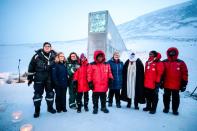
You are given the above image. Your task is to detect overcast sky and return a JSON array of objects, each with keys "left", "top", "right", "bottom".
[{"left": 0, "top": 0, "right": 189, "bottom": 44}]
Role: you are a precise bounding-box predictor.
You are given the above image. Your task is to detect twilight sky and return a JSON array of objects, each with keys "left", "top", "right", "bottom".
[{"left": 0, "top": 0, "right": 189, "bottom": 44}]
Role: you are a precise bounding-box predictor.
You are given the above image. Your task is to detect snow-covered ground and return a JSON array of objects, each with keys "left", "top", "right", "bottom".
[{"left": 0, "top": 83, "right": 197, "bottom": 131}]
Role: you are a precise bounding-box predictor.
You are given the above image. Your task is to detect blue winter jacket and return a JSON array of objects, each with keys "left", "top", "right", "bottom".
[
  {"left": 108, "top": 58, "right": 123, "bottom": 89},
  {"left": 52, "top": 62, "right": 68, "bottom": 88}
]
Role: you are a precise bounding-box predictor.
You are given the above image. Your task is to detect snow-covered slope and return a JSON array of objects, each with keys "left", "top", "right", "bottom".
[{"left": 118, "top": 1, "right": 197, "bottom": 41}]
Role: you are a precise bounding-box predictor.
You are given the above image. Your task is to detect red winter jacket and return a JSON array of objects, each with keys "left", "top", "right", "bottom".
[
  {"left": 163, "top": 47, "right": 188, "bottom": 90},
  {"left": 144, "top": 53, "right": 164, "bottom": 89},
  {"left": 73, "top": 59, "right": 90, "bottom": 92},
  {"left": 87, "top": 50, "right": 113, "bottom": 92}
]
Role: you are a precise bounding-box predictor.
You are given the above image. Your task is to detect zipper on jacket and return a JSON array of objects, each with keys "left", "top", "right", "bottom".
[{"left": 116, "top": 63, "right": 119, "bottom": 81}]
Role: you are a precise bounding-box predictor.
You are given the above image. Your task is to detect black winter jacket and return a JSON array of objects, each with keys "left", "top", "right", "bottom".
[{"left": 28, "top": 49, "right": 56, "bottom": 82}]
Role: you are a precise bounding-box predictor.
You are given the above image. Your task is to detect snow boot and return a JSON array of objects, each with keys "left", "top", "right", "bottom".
[
  {"left": 143, "top": 100, "right": 151, "bottom": 111},
  {"left": 84, "top": 105, "right": 89, "bottom": 112},
  {"left": 108, "top": 103, "right": 112, "bottom": 107},
  {"left": 93, "top": 108, "right": 98, "bottom": 114},
  {"left": 33, "top": 106, "right": 40, "bottom": 118},
  {"left": 116, "top": 102, "right": 121, "bottom": 108},
  {"left": 127, "top": 100, "right": 131, "bottom": 108},
  {"left": 163, "top": 108, "right": 169, "bottom": 113},
  {"left": 134, "top": 100, "right": 139, "bottom": 110},
  {"left": 62, "top": 107, "right": 67, "bottom": 112},
  {"left": 149, "top": 110, "right": 156, "bottom": 114},
  {"left": 77, "top": 103, "right": 81, "bottom": 113},
  {"left": 47, "top": 107, "right": 56, "bottom": 114},
  {"left": 101, "top": 107, "right": 109, "bottom": 113},
  {"left": 173, "top": 111, "right": 179, "bottom": 115}
]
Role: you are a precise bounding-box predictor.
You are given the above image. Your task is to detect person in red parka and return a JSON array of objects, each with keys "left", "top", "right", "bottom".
[
  {"left": 87, "top": 50, "right": 113, "bottom": 114},
  {"left": 162, "top": 47, "right": 188, "bottom": 115},
  {"left": 143, "top": 51, "right": 164, "bottom": 114},
  {"left": 73, "top": 53, "right": 90, "bottom": 113}
]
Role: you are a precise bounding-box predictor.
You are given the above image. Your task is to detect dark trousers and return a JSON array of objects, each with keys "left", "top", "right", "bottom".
[
  {"left": 55, "top": 87, "right": 67, "bottom": 111},
  {"left": 163, "top": 88, "right": 180, "bottom": 112},
  {"left": 33, "top": 80, "right": 54, "bottom": 109},
  {"left": 127, "top": 98, "right": 139, "bottom": 108},
  {"left": 108, "top": 89, "right": 121, "bottom": 105},
  {"left": 92, "top": 92, "right": 107, "bottom": 110},
  {"left": 68, "top": 79, "right": 77, "bottom": 107},
  {"left": 76, "top": 92, "right": 89, "bottom": 109},
  {"left": 144, "top": 88, "right": 159, "bottom": 111}
]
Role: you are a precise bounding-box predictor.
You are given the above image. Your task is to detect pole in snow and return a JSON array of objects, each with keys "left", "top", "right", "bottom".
[
  {"left": 18, "top": 59, "right": 21, "bottom": 83},
  {"left": 190, "top": 86, "right": 197, "bottom": 96}
]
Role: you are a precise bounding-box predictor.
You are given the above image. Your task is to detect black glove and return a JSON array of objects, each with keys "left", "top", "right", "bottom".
[
  {"left": 72, "top": 80, "right": 78, "bottom": 92},
  {"left": 181, "top": 80, "right": 188, "bottom": 88},
  {"left": 180, "top": 86, "right": 186, "bottom": 92},
  {"left": 88, "top": 81, "right": 94, "bottom": 90},
  {"left": 28, "top": 80, "right": 33, "bottom": 86},
  {"left": 180, "top": 80, "right": 187, "bottom": 92},
  {"left": 108, "top": 78, "right": 113, "bottom": 89},
  {"left": 155, "top": 82, "right": 160, "bottom": 89}
]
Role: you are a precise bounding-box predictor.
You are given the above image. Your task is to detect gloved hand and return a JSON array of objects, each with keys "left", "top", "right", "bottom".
[
  {"left": 155, "top": 82, "right": 161, "bottom": 89},
  {"left": 180, "top": 86, "right": 186, "bottom": 92},
  {"left": 28, "top": 80, "right": 33, "bottom": 86},
  {"left": 88, "top": 81, "right": 94, "bottom": 90},
  {"left": 181, "top": 80, "right": 188, "bottom": 88},
  {"left": 72, "top": 80, "right": 78, "bottom": 92},
  {"left": 180, "top": 80, "right": 187, "bottom": 92},
  {"left": 108, "top": 78, "right": 113, "bottom": 89}
]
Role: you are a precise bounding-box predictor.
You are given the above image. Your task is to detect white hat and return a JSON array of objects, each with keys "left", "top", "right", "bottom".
[{"left": 129, "top": 52, "right": 137, "bottom": 61}]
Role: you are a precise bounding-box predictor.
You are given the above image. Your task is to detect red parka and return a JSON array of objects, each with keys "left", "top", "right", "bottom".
[
  {"left": 163, "top": 47, "right": 188, "bottom": 90},
  {"left": 87, "top": 50, "right": 113, "bottom": 92},
  {"left": 144, "top": 52, "right": 164, "bottom": 89},
  {"left": 73, "top": 59, "right": 90, "bottom": 92}
]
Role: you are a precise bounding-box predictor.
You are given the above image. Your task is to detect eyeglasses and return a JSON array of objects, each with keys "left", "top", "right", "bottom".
[{"left": 44, "top": 45, "right": 51, "bottom": 48}]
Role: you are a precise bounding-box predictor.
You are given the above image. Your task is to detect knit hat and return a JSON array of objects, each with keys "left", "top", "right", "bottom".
[
  {"left": 80, "top": 53, "right": 86, "bottom": 59},
  {"left": 149, "top": 50, "right": 158, "bottom": 57},
  {"left": 43, "top": 42, "right": 51, "bottom": 47}
]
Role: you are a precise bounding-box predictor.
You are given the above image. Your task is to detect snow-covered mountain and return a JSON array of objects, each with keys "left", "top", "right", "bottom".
[{"left": 118, "top": 0, "right": 197, "bottom": 42}]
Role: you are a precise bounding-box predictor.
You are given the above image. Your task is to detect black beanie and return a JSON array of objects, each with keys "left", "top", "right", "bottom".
[
  {"left": 43, "top": 42, "right": 51, "bottom": 47},
  {"left": 149, "top": 50, "right": 158, "bottom": 57}
]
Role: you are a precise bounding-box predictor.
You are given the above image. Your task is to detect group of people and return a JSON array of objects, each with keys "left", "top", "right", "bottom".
[{"left": 27, "top": 42, "right": 188, "bottom": 118}]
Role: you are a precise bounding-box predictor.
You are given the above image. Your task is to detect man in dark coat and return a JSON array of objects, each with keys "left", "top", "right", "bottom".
[
  {"left": 121, "top": 52, "right": 145, "bottom": 109},
  {"left": 27, "top": 42, "right": 57, "bottom": 118}
]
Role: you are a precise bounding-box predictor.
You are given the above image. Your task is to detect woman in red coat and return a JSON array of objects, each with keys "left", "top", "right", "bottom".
[
  {"left": 87, "top": 50, "right": 113, "bottom": 114},
  {"left": 162, "top": 47, "right": 188, "bottom": 115},
  {"left": 73, "top": 53, "right": 90, "bottom": 113},
  {"left": 144, "top": 51, "right": 164, "bottom": 114}
]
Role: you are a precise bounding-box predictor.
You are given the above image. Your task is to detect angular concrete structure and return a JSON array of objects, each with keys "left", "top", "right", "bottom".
[{"left": 87, "top": 10, "right": 127, "bottom": 62}]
